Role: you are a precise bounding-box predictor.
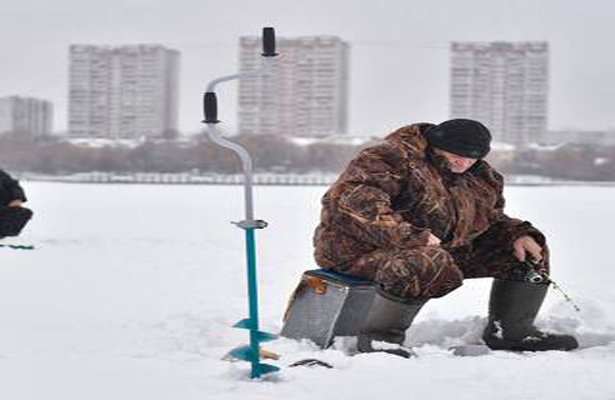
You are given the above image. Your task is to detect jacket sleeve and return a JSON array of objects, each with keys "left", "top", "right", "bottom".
[
  {"left": 488, "top": 171, "right": 545, "bottom": 248},
  {"left": 0, "top": 170, "right": 27, "bottom": 203},
  {"left": 325, "top": 142, "right": 431, "bottom": 249}
]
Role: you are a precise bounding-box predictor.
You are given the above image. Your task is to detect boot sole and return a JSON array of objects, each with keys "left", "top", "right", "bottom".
[{"left": 484, "top": 337, "right": 578, "bottom": 352}]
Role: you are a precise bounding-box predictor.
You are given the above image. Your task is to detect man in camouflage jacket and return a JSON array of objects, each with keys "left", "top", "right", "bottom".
[{"left": 313, "top": 119, "right": 578, "bottom": 357}]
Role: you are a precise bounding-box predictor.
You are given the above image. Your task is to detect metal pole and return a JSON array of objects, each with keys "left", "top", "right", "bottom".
[{"left": 202, "top": 28, "right": 279, "bottom": 379}]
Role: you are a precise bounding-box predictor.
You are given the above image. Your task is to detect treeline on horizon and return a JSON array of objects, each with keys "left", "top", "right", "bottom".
[{"left": 1, "top": 132, "right": 614, "bottom": 181}]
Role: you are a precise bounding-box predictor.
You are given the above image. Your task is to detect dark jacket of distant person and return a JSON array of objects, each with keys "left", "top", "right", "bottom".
[
  {"left": 0, "top": 169, "right": 27, "bottom": 206},
  {"left": 0, "top": 169, "right": 32, "bottom": 238}
]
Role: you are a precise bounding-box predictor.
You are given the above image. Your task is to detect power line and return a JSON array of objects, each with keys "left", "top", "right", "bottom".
[{"left": 351, "top": 40, "right": 449, "bottom": 50}]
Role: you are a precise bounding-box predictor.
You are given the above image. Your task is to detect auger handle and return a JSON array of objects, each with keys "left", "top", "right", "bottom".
[
  {"left": 262, "top": 27, "right": 277, "bottom": 57},
  {"left": 203, "top": 92, "right": 219, "bottom": 124}
]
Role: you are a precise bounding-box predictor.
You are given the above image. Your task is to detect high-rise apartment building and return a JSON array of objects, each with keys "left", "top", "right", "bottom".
[
  {"left": 450, "top": 41, "right": 549, "bottom": 147},
  {"left": 238, "top": 36, "right": 349, "bottom": 137},
  {"left": 68, "top": 44, "right": 180, "bottom": 139},
  {"left": 0, "top": 96, "right": 53, "bottom": 136}
]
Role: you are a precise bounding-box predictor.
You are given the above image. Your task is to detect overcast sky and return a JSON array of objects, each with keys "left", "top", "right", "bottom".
[{"left": 2, "top": 0, "right": 614, "bottom": 135}]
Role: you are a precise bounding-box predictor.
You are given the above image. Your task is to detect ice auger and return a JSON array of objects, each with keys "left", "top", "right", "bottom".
[{"left": 201, "top": 27, "right": 280, "bottom": 379}]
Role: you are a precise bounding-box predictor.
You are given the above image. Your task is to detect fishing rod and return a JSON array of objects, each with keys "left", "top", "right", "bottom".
[
  {"left": 0, "top": 243, "right": 35, "bottom": 250},
  {"left": 523, "top": 259, "right": 581, "bottom": 312}
]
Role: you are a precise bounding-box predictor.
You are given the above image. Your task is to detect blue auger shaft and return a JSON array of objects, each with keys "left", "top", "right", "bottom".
[{"left": 245, "top": 227, "right": 261, "bottom": 378}]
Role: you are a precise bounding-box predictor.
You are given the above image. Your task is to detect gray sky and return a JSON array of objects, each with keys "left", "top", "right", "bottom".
[{"left": 1, "top": 0, "right": 614, "bottom": 135}]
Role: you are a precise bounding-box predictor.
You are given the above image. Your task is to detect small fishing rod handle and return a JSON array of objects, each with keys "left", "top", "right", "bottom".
[
  {"left": 523, "top": 258, "right": 547, "bottom": 284},
  {"left": 262, "top": 27, "right": 278, "bottom": 57}
]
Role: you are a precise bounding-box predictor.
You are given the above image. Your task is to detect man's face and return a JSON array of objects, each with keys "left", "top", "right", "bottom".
[{"left": 433, "top": 148, "right": 478, "bottom": 174}]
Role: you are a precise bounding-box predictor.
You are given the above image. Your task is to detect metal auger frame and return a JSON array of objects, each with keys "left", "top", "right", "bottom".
[{"left": 201, "top": 27, "right": 279, "bottom": 379}]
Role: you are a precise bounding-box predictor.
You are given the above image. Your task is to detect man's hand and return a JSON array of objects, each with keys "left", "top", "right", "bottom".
[
  {"left": 8, "top": 200, "right": 23, "bottom": 207},
  {"left": 427, "top": 232, "right": 441, "bottom": 246},
  {"left": 513, "top": 235, "right": 542, "bottom": 262}
]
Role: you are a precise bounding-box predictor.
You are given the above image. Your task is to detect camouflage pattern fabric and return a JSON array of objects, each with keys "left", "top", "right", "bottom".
[{"left": 313, "top": 123, "right": 547, "bottom": 299}]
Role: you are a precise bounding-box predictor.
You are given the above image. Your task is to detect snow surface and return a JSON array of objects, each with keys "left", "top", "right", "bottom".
[{"left": 1, "top": 182, "right": 614, "bottom": 399}]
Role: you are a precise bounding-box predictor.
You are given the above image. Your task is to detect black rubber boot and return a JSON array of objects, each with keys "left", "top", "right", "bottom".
[
  {"left": 483, "top": 278, "right": 578, "bottom": 351},
  {"left": 357, "top": 289, "right": 427, "bottom": 358}
]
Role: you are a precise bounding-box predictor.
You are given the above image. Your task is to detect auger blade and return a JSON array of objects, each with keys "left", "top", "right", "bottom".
[
  {"left": 254, "top": 363, "right": 280, "bottom": 377},
  {"left": 229, "top": 345, "right": 258, "bottom": 362},
  {"left": 233, "top": 318, "right": 255, "bottom": 330},
  {"left": 256, "top": 330, "right": 278, "bottom": 342},
  {"left": 232, "top": 320, "right": 278, "bottom": 342}
]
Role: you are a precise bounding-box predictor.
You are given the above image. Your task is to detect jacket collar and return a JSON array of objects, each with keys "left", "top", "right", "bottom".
[
  {"left": 384, "top": 123, "right": 487, "bottom": 185},
  {"left": 426, "top": 146, "right": 463, "bottom": 185}
]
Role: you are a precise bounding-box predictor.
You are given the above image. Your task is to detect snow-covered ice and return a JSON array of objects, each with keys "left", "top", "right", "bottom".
[{"left": 1, "top": 182, "right": 614, "bottom": 399}]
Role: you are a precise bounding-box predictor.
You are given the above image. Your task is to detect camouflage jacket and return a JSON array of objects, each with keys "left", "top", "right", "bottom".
[{"left": 313, "top": 123, "right": 545, "bottom": 270}]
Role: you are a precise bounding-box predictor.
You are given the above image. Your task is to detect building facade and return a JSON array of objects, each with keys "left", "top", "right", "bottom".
[
  {"left": 238, "top": 36, "right": 349, "bottom": 137},
  {"left": 0, "top": 96, "right": 53, "bottom": 136},
  {"left": 68, "top": 44, "right": 180, "bottom": 139},
  {"left": 450, "top": 41, "right": 549, "bottom": 147}
]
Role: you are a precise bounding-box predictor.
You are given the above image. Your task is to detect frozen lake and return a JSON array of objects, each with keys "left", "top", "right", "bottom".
[{"left": 1, "top": 182, "right": 614, "bottom": 399}]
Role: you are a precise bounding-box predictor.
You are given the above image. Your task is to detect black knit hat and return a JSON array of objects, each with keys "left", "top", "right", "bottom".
[{"left": 426, "top": 119, "right": 492, "bottom": 159}]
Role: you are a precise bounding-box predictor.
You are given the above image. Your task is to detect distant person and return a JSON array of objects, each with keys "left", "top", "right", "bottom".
[
  {"left": 0, "top": 169, "right": 33, "bottom": 239},
  {"left": 313, "top": 119, "right": 578, "bottom": 357}
]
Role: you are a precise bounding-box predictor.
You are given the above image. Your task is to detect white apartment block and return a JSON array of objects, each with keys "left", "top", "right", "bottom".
[
  {"left": 238, "top": 36, "right": 349, "bottom": 137},
  {"left": 69, "top": 44, "right": 180, "bottom": 139},
  {"left": 450, "top": 41, "right": 549, "bottom": 147},
  {"left": 0, "top": 96, "right": 53, "bottom": 136}
]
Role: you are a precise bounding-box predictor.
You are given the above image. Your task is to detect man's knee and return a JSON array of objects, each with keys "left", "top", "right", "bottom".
[{"left": 374, "top": 246, "right": 463, "bottom": 300}]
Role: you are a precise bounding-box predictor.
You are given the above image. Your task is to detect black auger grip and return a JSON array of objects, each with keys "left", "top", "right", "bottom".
[
  {"left": 262, "top": 27, "right": 278, "bottom": 57},
  {"left": 203, "top": 92, "right": 220, "bottom": 124}
]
